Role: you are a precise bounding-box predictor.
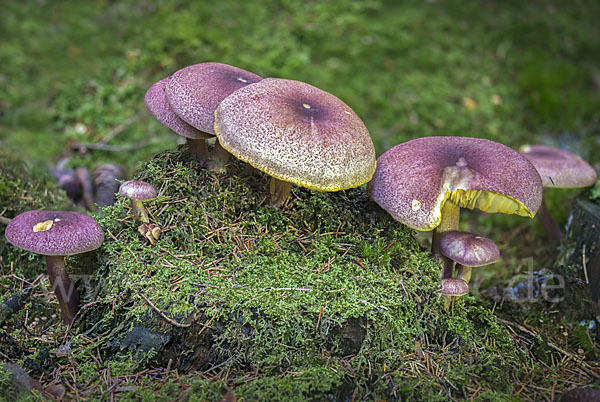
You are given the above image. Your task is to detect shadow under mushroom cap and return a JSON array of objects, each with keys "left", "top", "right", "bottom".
[
  {"left": 5, "top": 210, "right": 104, "bottom": 256},
  {"left": 369, "top": 136, "right": 543, "bottom": 231}
]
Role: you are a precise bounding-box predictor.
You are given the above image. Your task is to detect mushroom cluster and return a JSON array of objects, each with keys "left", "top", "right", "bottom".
[
  {"left": 145, "top": 62, "right": 262, "bottom": 168},
  {"left": 369, "top": 136, "right": 543, "bottom": 297}
]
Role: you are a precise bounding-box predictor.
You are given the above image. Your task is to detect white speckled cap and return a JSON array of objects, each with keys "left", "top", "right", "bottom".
[
  {"left": 369, "top": 137, "right": 543, "bottom": 230},
  {"left": 145, "top": 77, "right": 211, "bottom": 140},
  {"left": 166, "top": 62, "right": 262, "bottom": 134},
  {"left": 5, "top": 210, "right": 104, "bottom": 256},
  {"left": 214, "top": 78, "right": 377, "bottom": 191},
  {"left": 119, "top": 180, "right": 157, "bottom": 201},
  {"left": 519, "top": 144, "right": 597, "bottom": 188},
  {"left": 439, "top": 231, "right": 499, "bottom": 267}
]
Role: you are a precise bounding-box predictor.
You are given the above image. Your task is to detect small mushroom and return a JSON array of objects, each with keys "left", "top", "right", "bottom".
[
  {"left": 119, "top": 180, "right": 157, "bottom": 223},
  {"left": 439, "top": 230, "right": 500, "bottom": 288},
  {"left": 214, "top": 78, "right": 377, "bottom": 208},
  {"left": 5, "top": 210, "right": 104, "bottom": 325},
  {"left": 369, "top": 137, "right": 542, "bottom": 298},
  {"left": 145, "top": 77, "right": 213, "bottom": 164},
  {"left": 520, "top": 144, "right": 598, "bottom": 243},
  {"left": 165, "top": 62, "right": 262, "bottom": 169},
  {"left": 440, "top": 278, "right": 469, "bottom": 297}
]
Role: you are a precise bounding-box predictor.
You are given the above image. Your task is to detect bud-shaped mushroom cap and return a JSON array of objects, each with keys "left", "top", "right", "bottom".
[
  {"left": 519, "top": 145, "right": 597, "bottom": 188},
  {"left": 119, "top": 180, "right": 157, "bottom": 201},
  {"left": 214, "top": 78, "right": 377, "bottom": 191},
  {"left": 5, "top": 210, "right": 104, "bottom": 256},
  {"left": 439, "top": 231, "right": 499, "bottom": 267},
  {"left": 369, "top": 137, "right": 543, "bottom": 231},
  {"left": 166, "top": 62, "right": 262, "bottom": 134},
  {"left": 440, "top": 278, "right": 469, "bottom": 296},
  {"left": 145, "top": 77, "right": 211, "bottom": 140}
]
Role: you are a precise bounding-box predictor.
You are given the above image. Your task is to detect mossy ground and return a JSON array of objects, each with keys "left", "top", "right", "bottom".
[{"left": 2, "top": 146, "right": 599, "bottom": 400}]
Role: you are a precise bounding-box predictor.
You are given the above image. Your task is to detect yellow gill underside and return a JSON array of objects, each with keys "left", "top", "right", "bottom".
[{"left": 422, "top": 189, "right": 533, "bottom": 231}]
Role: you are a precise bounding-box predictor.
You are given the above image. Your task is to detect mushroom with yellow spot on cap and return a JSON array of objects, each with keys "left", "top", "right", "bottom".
[
  {"left": 5, "top": 210, "right": 104, "bottom": 325},
  {"left": 519, "top": 144, "right": 597, "bottom": 243},
  {"left": 368, "top": 136, "right": 543, "bottom": 298},
  {"left": 214, "top": 78, "right": 377, "bottom": 208}
]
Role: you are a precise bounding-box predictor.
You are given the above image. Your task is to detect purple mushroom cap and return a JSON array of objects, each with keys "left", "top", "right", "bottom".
[
  {"left": 5, "top": 210, "right": 104, "bottom": 256},
  {"left": 439, "top": 231, "right": 500, "bottom": 267},
  {"left": 119, "top": 180, "right": 157, "bottom": 201},
  {"left": 369, "top": 137, "right": 543, "bottom": 231},
  {"left": 519, "top": 144, "right": 597, "bottom": 188},
  {"left": 440, "top": 278, "right": 469, "bottom": 296},
  {"left": 214, "top": 78, "right": 377, "bottom": 191},
  {"left": 145, "top": 77, "right": 211, "bottom": 140},
  {"left": 166, "top": 62, "right": 262, "bottom": 134}
]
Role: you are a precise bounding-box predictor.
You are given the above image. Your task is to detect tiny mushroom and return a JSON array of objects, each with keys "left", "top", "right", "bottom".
[
  {"left": 119, "top": 180, "right": 157, "bottom": 223},
  {"left": 440, "top": 278, "right": 470, "bottom": 297},
  {"left": 520, "top": 144, "right": 598, "bottom": 243},
  {"left": 145, "top": 77, "right": 213, "bottom": 163},
  {"left": 5, "top": 210, "right": 104, "bottom": 325},
  {"left": 165, "top": 62, "right": 262, "bottom": 169},
  {"left": 369, "top": 136, "right": 542, "bottom": 297},
  {"left": 214, "top": 78, "right": 377, "bottom": 208},
  {"left": 439, "top": 230, "right": 500, "bottom": 292}
]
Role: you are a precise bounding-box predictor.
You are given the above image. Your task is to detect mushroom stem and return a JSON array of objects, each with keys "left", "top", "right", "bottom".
[
  {"left": 0, "top": 215, "right": 11, "bottom": 225},
  {"left": 45, "top": 255, "right": 79, "bottom": 325},
  {"left": 131, "top": 200, "right": 150, "bottom": 223},
  {"left": 267, "top": 177, "right": 293, "bottom": 208},
  {"left": 536, "top": 197, "right": 562, "bottom": 244},
  {"left": 431, "top": 201, "right": 461, "bottom": 263},
  {"left": 208, "top": 140, "right": 231, "bottom": 172},
  {"left": 457, "top": 265, "right": 473, "bottom": 283},
  {"left": 186, "top": 138, "right": 210, "bottom": 165}
]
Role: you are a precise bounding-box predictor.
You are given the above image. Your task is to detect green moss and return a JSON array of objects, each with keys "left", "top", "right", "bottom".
[{"left": 58, "top": 145, "right": 539, "bottom": 399}]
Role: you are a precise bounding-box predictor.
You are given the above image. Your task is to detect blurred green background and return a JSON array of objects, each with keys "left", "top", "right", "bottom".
[{"left": 1, "top": 0, "right": 599, "bottom": 280}]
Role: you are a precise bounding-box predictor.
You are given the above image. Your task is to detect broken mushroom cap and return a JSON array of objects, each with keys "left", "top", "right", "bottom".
[
  {"left": 5, "top": 210, "right": 104, "bottom": 256},
  {"left": 519, "top": 144, "right": 597, "bottom": 188},
  {"left": 439, "top": 231, "right": 500, "bottom": 267},
  {"left": 166, "top": 62, "right": 262, "bottom": 134},
  {"left": 119, "top": 180, "right": 157, "bottom": 202},
  {"left": 368, "top": 136, "right": 543, "bottom": 231},
  {"left": 145, "top": 77, "right": 211, "bottom": 140},
  {"left": 214, "top": 77, "right": 377, "bottom": 191}
]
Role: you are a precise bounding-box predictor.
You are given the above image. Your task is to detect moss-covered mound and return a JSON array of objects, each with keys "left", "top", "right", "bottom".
[
  {"left": 3, "top": 145, "right": 598, "bottom": 400},
  {"left": 60, "top": 146, "right": 542, "bottom": 399}
]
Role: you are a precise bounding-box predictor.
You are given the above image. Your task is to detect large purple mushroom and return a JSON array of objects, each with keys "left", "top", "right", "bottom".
[
  {"left": 369, "top": 137, "right": 542, "bottom": 299},
  {"left": 214, "top": 78, "right": 377, "bottom": 208},
  {"left": 165, "top": 62, "right": 262, "bottom": 169},
  {"left": 5, "top": 210, "right": 104, "bottom": 325}
]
